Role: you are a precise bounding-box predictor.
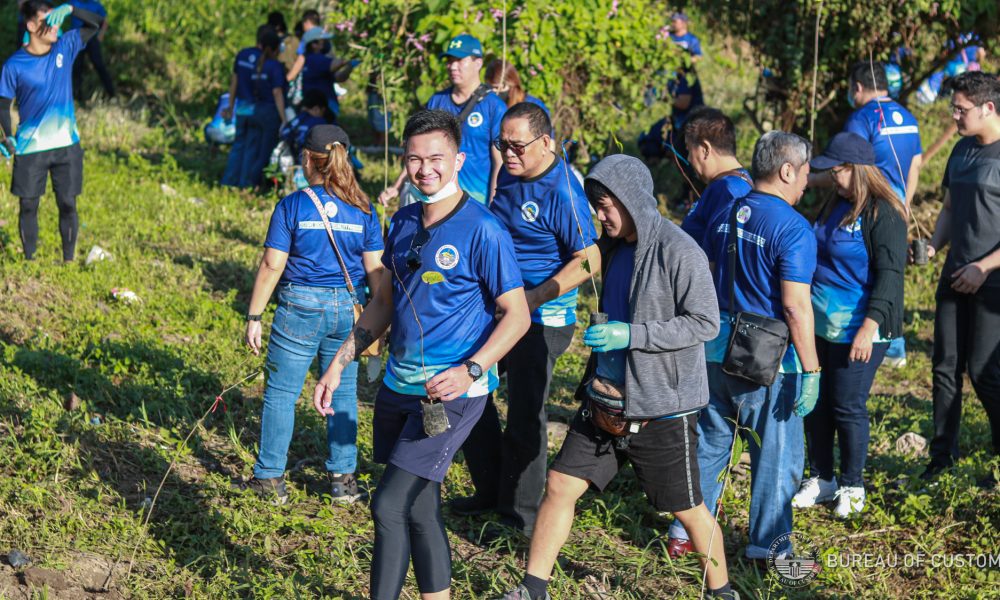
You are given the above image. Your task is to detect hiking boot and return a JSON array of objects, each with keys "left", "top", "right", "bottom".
[
  {"left": 833, "top": 486, "right": 865, "bottom": 518},
  {"left": 666, "top": 537, "right": 693, "bottom": 559},
  {"left": 238, "top": 476, "right": 289, "bottom": 506},
  {"left": 330, "top": 473, "right": 362, "bottom": 504},
  {"left": 919, "top": 461, "right": 951, "bottom": 481},
  {"left": 791, "top": 476, "right": 838, "bottom": 508},
  {"left": 448, "top": 494, "right": 497, "bottom": 516},
  {"left": 495, "top": 584, "right": 550, "bottom": 600}
]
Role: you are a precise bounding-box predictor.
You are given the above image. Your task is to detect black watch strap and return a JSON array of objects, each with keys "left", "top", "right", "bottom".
[
  {"left": 463, "top": 360, "right": 483, "bottom": 379},
  {"left": 246, "top": 314, "right": 262, "bottom": 322}
]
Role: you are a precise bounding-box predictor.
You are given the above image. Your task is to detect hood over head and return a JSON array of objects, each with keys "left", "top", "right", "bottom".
[{"left": 584, "top": 154, "right": 661, "bottom": 248}]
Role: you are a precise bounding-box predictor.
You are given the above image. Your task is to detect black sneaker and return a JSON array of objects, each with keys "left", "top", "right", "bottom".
[
  {"left": 448, "top": 494, "right": 498, "bottom": 516},
  {"left": 238, "top": 476, "right": 289, "bottom": 505},
  {"left": 330, "top": 473, "right": 362, "bottom": 504},
  {"left": 919, "top": 461, "right": 952, "bottom": 481}
]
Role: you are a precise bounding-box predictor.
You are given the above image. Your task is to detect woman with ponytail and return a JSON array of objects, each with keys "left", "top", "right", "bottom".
[{"left": 242, "top": 125, "right": 384, "bottom": 505}]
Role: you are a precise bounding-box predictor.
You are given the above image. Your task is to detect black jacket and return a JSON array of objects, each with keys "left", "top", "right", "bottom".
[{"left": 860, "top": 198, "right": 907, "bottom": 339}]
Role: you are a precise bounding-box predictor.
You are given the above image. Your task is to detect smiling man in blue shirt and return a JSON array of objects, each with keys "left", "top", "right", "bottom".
[
  {"left": 1, "top": 0, "right": 102, "bottom": 262},
  {"left": 453, "top": 102, "right": 600, "bottom": 536},
  {"left": 314, "top": 109, "right": 530, "bottom": 600}
]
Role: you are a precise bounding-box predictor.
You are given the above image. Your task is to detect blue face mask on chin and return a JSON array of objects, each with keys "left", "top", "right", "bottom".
[{"left": 411, "top": 177, "right": 459, "bottom": 204}]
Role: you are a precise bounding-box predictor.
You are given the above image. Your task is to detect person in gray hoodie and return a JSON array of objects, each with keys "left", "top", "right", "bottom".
[{"left": 497, "top": 154, "right": 737, "bottom": 600}]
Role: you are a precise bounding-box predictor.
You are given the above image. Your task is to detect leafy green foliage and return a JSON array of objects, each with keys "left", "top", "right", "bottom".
[
  {"left": 694, "top": 0, "right": 999, "bottom": 136},
  {"left": 329, "top": 0, "right": 683, "bottom": 154}
]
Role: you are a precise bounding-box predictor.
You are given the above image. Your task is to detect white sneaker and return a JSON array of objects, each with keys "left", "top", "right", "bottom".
[
  {"left": 882, "top": 355, "right": 907, "bottom": 369},
  {"left": 833, "top": 486, "right": 865, "bottom": 518},
  {"left": 791, "top": 476, "right": 838, "bottom": 508}
]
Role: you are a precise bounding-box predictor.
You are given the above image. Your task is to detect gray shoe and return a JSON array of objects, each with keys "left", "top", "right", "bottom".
[
  {"left": 330, "top": 473, "right": 362, "bottom": 504},
  {"left": 238, "top": 476, "right": 289, "bottom": 505},
  {"left": 496, "top": 585, "right": 549, "bottom": 600}
]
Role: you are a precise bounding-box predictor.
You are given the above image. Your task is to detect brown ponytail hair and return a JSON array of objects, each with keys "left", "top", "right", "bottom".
[{"left": 305, "top": 143, "right": 371, "bottom": 214}]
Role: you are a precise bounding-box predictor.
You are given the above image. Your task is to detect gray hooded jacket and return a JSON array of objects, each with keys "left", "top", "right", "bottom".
[{"left": 585, "top": 155, "right": 720, "bottom": 419}]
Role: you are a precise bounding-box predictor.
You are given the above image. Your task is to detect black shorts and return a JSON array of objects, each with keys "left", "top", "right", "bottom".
[
  {"left": 11, "top": 143, "right": 84, "bottom": 199},
  {"left": 550, "top": 407, "right": 703, "bottom": 513}
]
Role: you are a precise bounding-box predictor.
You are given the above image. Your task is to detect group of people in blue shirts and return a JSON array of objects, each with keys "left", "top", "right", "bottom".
[{"left": 219, "top": 10, "right": 356, "bottom": 191}]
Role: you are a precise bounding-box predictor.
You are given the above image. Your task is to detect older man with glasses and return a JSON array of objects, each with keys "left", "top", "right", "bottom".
[{"left": 452, "top": 102, "right": 600, "bottom": 540}]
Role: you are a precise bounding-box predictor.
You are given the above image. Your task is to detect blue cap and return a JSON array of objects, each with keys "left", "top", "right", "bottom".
[
  {"left": 810, "top": 132, "right": 876, "bottom": 170},
  {"left": 441, "top": 34, "right": 483, "bottom": 59},
  {"left": 671, "top": 12, "right": 690, "bottom": 21}
]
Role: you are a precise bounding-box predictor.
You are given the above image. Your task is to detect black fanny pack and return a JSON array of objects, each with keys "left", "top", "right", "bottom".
[{"left": 721, "top": 200, "right": 789, "bottom": 387}]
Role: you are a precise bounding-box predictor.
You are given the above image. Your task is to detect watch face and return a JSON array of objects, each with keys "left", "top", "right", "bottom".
[{"left": 468, "top": 362, "right": 483, "bottom": 378}]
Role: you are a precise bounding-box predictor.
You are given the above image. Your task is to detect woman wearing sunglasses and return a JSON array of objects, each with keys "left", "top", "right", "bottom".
[
  {"left": 241, "top": 125, "right": 384, "bottom": 505},
  {"left": 793, "top": 132, "right": 907, "bottom": 518}
]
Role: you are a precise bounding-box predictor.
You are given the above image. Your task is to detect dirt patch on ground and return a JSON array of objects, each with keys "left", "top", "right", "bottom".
[
  {"left": 0, "top": 275, "right": 73, "bottom": 345},
  {"left": 1, "top": 551, "right": 124, "bottom": 599}
]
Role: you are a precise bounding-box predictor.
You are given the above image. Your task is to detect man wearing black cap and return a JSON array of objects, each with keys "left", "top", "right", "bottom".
[{"left": 381, "top": 34, "right": 507, "bottom": 205}]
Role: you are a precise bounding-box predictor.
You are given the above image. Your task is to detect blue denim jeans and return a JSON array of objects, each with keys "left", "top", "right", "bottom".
[
  {"left": 253, "top": 284, "right": 359, "bottom": 479},
  {"left": 221, "top": 111, "right": 253, "bottom": 187},
  {"left": 245, "top": 103, "right": 281, "bottom": 188},
  {"left": 804, "top": 337, "right": 888, "bottom": 487},
  {"left": 669, "top": 363, "right": 804, "bottom": 558}
]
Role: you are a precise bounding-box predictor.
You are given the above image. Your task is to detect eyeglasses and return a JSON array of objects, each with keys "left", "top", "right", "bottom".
[
  {"left": 406, "top": 228, "right": 430, "bottom": 272},
  {"left": 951, "top": 103, "right": 982, "bottom": 117},
  {"left": 492, "top": 134, "right": 545, "bottom": 156}
]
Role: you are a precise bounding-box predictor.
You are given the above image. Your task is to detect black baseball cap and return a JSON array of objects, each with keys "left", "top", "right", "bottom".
[
  {"left": 304, "top": 125, "right": 350, "bottom": 153},
  {"left": 810, "top": 131, "right": 876, "bottom": 170}
]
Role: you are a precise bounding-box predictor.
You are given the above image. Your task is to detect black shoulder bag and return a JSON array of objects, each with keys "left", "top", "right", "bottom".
[{"left": 721, "top": 200, "right": 790, "bottom": 387}]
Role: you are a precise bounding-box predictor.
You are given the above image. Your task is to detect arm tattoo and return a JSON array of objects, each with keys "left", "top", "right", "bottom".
[{"left": 338, "top": 334, "right": 356, "bottom": 367}]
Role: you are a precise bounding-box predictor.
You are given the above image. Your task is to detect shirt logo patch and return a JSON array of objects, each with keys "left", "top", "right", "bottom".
[
  {"left": 56, "top": 53, "right": 64, "bottom": 68},
  {"left": 520, "top": 201, "right": 540, "bottom": 222},
  {"left": 736, "top": 205, "right": 752, "bottom": 224},
  {"left": 249, "top": 54, "right": 257, "bottom": 63},
  {"left": 467, "top": 112, "right": 484, "bottom": 128},
  {"left": 891, "top": 111, "right": 904, "bottom": 125},
  {"left": 323, "top": 201, "right": 338, "bottom": 219},
  {"left": 841, "top": 217, "right": 862, "bottom": 234},
  {"left": 435, "top": 245, "right": 460, "bottom": 270}
]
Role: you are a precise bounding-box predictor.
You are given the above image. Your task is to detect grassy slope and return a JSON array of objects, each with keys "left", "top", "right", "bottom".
[{"left": 2, "top": 12, "right": 1000, "bottom": 600}]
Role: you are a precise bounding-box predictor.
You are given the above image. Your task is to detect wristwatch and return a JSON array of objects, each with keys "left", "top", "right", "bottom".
[
  {"left": 246, "top": 314, "right": 262, "bottom": 322},
  {"left": 463, "top": 360, "right": 483, "bottom": 380}
]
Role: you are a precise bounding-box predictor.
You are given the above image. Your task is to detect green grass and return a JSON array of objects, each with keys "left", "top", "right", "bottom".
[{"left": 1, "top": 15, "right": 999, "bottom": 600}]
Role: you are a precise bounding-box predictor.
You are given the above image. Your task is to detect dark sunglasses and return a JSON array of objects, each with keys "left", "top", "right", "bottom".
[
  {"left": 492, "top": 134, "right": 544, "bottom": 156},
  {"left": 406, "top": 228, "right": 431, "bottom": 272}
]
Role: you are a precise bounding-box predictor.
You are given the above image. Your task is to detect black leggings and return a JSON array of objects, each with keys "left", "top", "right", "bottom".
[
  {"left": 370, "top": 465, "right": 451, "bottom": 598},
  {"left": 19, "top": 195, "right": 78, "bottom": 261}
]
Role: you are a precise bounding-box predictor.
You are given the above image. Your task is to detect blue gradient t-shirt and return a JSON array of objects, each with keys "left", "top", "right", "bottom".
[
  {"left": 491, "top": 158, "right": 596, "bottom": 327},
  {"left": 382, "top": 196, "right": 523, "bottom": 397},
  {"left": 811, "top": 199, "right": 885, "bottom": 343},
  {"left": 0, "top": 29, "right": 84, "bottom": 155},
  {"left": 682, "top": 169, "right": 752, "bottom": 246},
  {"left": 670, "top": 32, "right": 702, "bottom": 57},
  {"left": 426, "top": 88, "right": 507, "bottom": 203},
  {"left": 844, "top": 98, "right": 922, "bottom": 203},
  {"left": 595, "top": 242, "right": 635, "bottom": 385},
  {"left": 702, "top": 191, "right": 817, "bottom": 372},
  {"left": 264, "top": 185, "right": 383, "bottom": 289}
]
